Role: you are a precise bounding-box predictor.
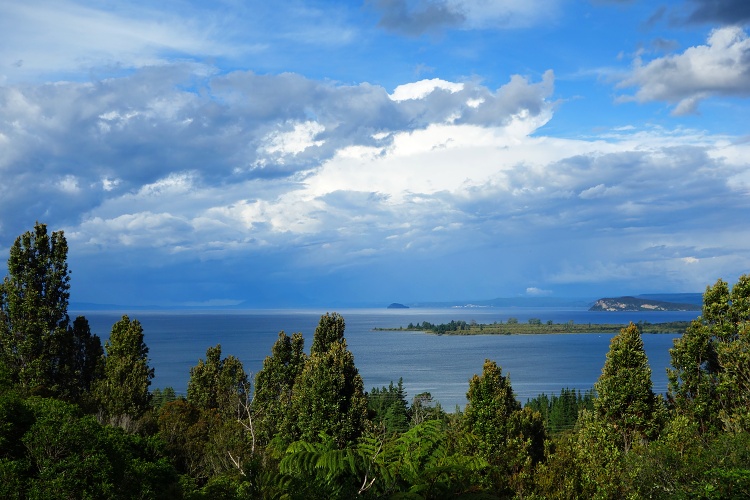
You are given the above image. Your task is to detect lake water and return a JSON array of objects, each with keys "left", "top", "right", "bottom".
[{"left": 75, "top": 308, "right": 700, "bottom": 410}]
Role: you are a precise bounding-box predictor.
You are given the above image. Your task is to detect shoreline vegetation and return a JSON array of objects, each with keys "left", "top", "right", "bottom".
[{"left": 375, "top": 318, "right": 694, "bottom": 335}]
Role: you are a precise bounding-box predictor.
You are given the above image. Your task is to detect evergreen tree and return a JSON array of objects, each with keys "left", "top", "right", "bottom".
[
  {"left": 94, "top": 315, "right": 154, "bottom": 427},
  {"left": 0, "top": 223, "right": 70, "bottom": 395},
  {"left": 593, "top": 323, "right": 663, "bottom": 451},
  {"left": 368, "top": 378, "right": 409, "bottom": 434}
]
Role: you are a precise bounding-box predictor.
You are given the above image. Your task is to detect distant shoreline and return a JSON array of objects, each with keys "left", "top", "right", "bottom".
[{"left": 375, "top": 320, "right": 693, "bottom": 335}]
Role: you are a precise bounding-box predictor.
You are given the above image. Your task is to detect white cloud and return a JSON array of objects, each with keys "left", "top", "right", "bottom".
[
  {"left": 618, "top": 27, "right": 750, "bottom": 114},
  {"left": 526, "top": 287, "right": 552, "bottom": 296},
  {"left": 390, "top": 79, "right": 464, "bottom": 101},
  {"left": 260, "top": 121, "right": 326, "bottom": 158},
  {"left": 0, "top": 0, "right": 235, "bottom": 81}
]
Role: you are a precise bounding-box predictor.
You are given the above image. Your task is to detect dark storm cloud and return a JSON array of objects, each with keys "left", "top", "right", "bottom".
[
  {"left": 367, "top": 0, "right": 465, "bottom": 36},
  {"left": 685, "top": 0, "right": 750, "bottom": 25}
]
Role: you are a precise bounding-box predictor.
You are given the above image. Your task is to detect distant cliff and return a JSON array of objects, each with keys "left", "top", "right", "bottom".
[{"left": 590, "top": 296, "right": 701, "bottom": 312}]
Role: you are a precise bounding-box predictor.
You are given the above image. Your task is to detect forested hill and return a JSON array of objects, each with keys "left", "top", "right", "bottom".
[{"left": 589, "top": 296, "right": 701, "bottom": 312}]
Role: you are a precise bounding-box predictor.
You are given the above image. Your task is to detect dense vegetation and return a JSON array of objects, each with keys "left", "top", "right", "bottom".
[
  {"left": 1, "top": 223, "right": 749, "bottom": 498},
  {"left": 383, "top": 319, "right": 692, "bottom": 334}
]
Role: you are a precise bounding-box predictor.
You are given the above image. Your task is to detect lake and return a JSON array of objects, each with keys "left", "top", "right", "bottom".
[{"left": 76, "top": 307, "right": 700, "bottom": 410}]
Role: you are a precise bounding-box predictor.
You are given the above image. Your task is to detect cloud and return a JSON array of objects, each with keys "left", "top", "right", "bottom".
[
  {"left": 390, "top": 78, "right": 464, "bottom": 101},
  {"left": 2, "top": 58, "right": 750, "bottom": 304},
  {"left": 526, "top": 287, "right": 552, "bottom": 296},
  {"left": 618, "top": 26, "right": 750, "bottom": 114},
  {"left": 684, "top": 0, "right": 750, "bottom": 25},
  {"left": 368, "top": 0, "right": 557, "bottom": 36},
  {"left": 0, "top": 0, "right": 236, "bottom": 81}
]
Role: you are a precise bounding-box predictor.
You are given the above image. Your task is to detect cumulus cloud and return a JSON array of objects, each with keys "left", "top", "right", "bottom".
[
  {"left": 618, "top": 26, "right": 750, "bottom": 114},
  {"left": 0, "top": 65, "right": 555, "bottom": 252},
  {"left": 2, "top": 57, "right": 750, "bottom": 303},
  {"left": 368, "top": 0, "right": 557, "bottom": 36}
]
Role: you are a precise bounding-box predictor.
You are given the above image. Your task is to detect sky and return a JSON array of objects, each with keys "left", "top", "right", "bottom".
[{"left": 1, "top": 0, "right": 750, "bottom": 308}]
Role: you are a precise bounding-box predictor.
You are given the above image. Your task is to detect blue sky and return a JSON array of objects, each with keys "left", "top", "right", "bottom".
[{"left": 1, "top": 0, "right": 750, "bottom": 307}]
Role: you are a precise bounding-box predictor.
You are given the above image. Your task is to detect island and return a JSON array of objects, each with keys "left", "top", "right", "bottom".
[
  {"left": 376, "top": 318, "right": 693, "bottom": 335},
  {"left": 387, "top": 302, "right": 410, "bottom": 309},
  {"left": 589, "top": 296, "right": 701, "bottom": 312}
]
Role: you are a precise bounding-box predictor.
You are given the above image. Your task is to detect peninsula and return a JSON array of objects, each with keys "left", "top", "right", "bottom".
[{"left": 377, "top": 319, "right": 693, "bottom": 335}]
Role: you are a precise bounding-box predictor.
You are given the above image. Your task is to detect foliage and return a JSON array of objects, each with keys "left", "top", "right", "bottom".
[
  {"left": 152, "top": 387, "right": 179, "bottom": 410},
  {"left": 368, "top": 378, "right": 409, "bottom": 435},
  {"left": 593, "top": 322, "right": 664, "bottom": 452},
  {"left": 525, "top": 387, "right": 594, "bottom": 434},
  {"left": 188, "top": 344, "right": 250, "bottom": 421},
  {"left": 0, "top": 222, "right": 70, "bottom": 396},
  {"left": 94, "top": 315, "right": 155, "bottom": 426},
  {"left": 1, "top": 396, "right": 180, "bottom": 499},
  {"left": 252, "top": 330, "right": 306, "bottom": 446},
  {"left": 669, "top": 275, "right": 750, "bottom": 433},
  {"left": 310, "top": 312, "right": 346, "bottom": 355},
  {"left": 279, "top": 419, "right": 490, "bottom": 499},
  {"left": 409, "top": 391, "right": 446, "bottom": 427},
  {"left": 462, "top": 359, "right": 546, "bottom": 493},
  {"left": 389, "top": 319, "right": 691, "bottom": 335},
  {"left": 57, "top": 316, "right": 104, "bottom": 409},
  {"left": 290, "top": 338, "right": 369, "bottom": 447}
]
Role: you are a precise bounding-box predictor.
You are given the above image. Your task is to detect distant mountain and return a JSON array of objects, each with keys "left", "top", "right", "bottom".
[{"left": 590, "top": 296, "right": 701, "bottom": 312}]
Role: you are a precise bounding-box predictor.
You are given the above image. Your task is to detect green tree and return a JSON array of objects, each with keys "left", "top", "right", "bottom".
[
  {"left": 289, "top": 314, "right": 368, "bottom": 448},
  {"left": 94, "top": 315, "right": 154, "bottom": 427},
  {"left": 593, "top": 323, "right": 663, "bottom": 452},
  {"left": 409, "top": 392, "right": 445, "bottom": 427},
  {"left": 669, "top": 275, "right": 750, "bottom": 433},
  {"left": 253, "top": 331, "right": 306, "bottom": 446},
  {"left": 57, "top": 316, "right": 104, "bottom": 409},
  {"left": 464, "top": 359, "right": 521, "bottom": 461},
  {"left": 463, "top": 359, "right": 546, "bottom": 493},
  {"left": 310, "top": 312, "right": 346, "bottom": 355},
  {"left": 4, "top": 397, "right": 180, "bottom": 499},
  {"left": 368, "top": 378, "right": 409, "bottom": 435},
  {"left": 668, "top": 318, "right": 721, "bottom": 433},
  {"left": 0, "top": 223, "right": 70, "bottom": 395},
  {"left": 188, "top": 344, "right": 250, "bottom": 422},
  {"left": 186, "top": 344, "right": 255, "bottom": 480}
]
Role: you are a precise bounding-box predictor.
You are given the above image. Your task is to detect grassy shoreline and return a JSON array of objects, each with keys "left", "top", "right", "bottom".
[{"left": 375, "top": 320, "right": 693, "bottom": 335}]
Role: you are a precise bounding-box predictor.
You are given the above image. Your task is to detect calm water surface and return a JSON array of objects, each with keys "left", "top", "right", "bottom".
[{"left": 76, "top": 308, "right": 699, "bottom": 409}]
